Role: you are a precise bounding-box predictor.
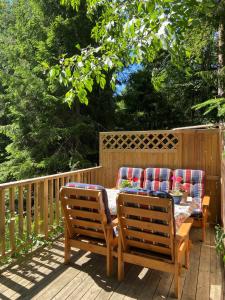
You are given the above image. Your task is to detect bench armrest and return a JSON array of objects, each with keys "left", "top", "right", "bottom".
[
  {"left": 176, "top": 218, "right": 193, "bottom": 241},
  {"left": 202, "top": 195, "right": 210, "bottom": 208}
]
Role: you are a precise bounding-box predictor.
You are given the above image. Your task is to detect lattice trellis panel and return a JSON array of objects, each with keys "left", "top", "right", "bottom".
[{"left": 101, "top": 132, "right": 180, "bottom": 151}]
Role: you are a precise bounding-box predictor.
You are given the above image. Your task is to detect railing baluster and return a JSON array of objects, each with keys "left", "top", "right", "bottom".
[
  {"left": 40, "top": 182, "right": 44, "bottom": 234},
  {"left": 34, "top": 183, "right": 39, "bottom": 234},
  {"left": 9, "top": 187, "right": 15, "bottom": 253},
  {"left": 0, "top": 189, "right": 5, "bottom": 256},
  {"left": 49, "top": 179, "right": 53, "bottom": 227},
  {"left": 55, "top": 178, "right": 59, "bottom": 225},
  {"left": 77, "top": 173, "right": 81, "bottom": 182},
  {"left": 43, "top": 180, "right": 48, "bottom": 238},
  {"left": 18, "top": 186, "right": 23, "bottom": 238},
  {"left": 26, "top": 184, "right": 31, "bottom": 236}
]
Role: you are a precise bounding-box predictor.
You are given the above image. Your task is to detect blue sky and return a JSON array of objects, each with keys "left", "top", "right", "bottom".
[{"left": 116, "top": 64, "right": 142, "bottom": 95}]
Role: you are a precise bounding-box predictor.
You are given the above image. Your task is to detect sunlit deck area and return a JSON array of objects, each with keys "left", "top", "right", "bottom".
[
  {"left": 0, "top": 227, "right": 223, "bottom": 300},
  {"left": 0, "top": 128, "right": 224, "bottom": 299}
]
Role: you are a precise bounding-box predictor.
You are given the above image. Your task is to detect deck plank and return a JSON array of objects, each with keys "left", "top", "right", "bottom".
[
  {"left": 0, "top": 227, "right": 223, "bottom": 300},
  {"left": 195, "top": 226, "right": 211, "bottom": 300},
  {"left": 209, "top": 226, "right": 224, "bottom": 300}
]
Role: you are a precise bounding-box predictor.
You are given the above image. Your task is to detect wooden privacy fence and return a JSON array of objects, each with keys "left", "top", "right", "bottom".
[
  {"left": 0, "top": 166, "right": 102, "bottom": 260},
  {"left": 99, "top": 129, "right": 221, "bottom": 223}
]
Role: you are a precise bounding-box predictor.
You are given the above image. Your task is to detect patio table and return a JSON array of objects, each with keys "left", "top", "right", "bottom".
[{"left": 106, "top": 188, "right": 195, "bottom": 231}]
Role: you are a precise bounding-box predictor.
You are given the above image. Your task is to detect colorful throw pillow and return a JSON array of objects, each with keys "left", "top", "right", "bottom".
[
  {"left": 116, "top": 167, "right": 144, "bottom": 189},
  {"left": 143, "top": 168, "right": 172, "bottom": 192}
]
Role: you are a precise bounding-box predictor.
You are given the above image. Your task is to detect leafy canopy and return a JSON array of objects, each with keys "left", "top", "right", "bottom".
[{"left": 50, "top": 0, "right": 217, "bottom": 105}]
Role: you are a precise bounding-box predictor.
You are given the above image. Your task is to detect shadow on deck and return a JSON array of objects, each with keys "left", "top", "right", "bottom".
[{"left": 0, "top": 227, "right": 223, "bottom": 300}]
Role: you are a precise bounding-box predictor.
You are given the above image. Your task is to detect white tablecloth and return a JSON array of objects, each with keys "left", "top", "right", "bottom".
[{"left": 106, "top": 188, "right": 194, "bottom": 231}]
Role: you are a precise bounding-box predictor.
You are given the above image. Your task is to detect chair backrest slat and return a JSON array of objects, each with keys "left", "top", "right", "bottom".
[
  {"left": 121, "top": 206, "right": 171, "bottom": 221},
  {"left": 117, "top": 193, "right": 175, "bottom": 261},
  {"left": 122, "top": 219, "right": 170, "bottom": 234}
]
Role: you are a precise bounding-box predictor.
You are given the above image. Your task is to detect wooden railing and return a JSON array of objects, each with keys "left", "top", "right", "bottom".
[{"left": 0, "top": 166, "right": 103, "bottom": 260}]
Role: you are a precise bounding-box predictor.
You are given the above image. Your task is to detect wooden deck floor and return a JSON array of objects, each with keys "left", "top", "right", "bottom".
[{"left": 0, "top": 227, "right": 223, "bottom": 300}]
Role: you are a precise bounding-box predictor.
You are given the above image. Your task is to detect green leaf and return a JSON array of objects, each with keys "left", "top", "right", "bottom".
[
  {"left": 99, "top": 76, "right": 106, "bottom": 89},
  {"left": 84, "top": 79, "right": 93, "bottom": 92}
]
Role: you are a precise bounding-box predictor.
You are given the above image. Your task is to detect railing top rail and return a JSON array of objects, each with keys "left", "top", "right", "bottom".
[{"left": 0, "top": 166, "right": 102, "bottom": 189}]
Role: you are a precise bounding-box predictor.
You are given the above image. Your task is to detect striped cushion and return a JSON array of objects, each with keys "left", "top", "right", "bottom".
[
  {"left": 66, "top": 182, "right": 112, "bottom": 224},
  {"left": 172, "top": 169, "right": 205, "bottom": 212},
  {"left": 116, "top": 167, "right": 144, "bottom": 189},
  {"left": 143, "top": 168, "right": 172, "bottom": 192}
]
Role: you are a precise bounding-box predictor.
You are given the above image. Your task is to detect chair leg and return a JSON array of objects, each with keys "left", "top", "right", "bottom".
[
  {"left": 185, "top": 239, "right": 190, "bottom": 269},
  {"left": 174, "top": 263, "right": 181, "bottom": 298},
  {"left": 202, "top": 215, "right": 206, "bottom": 242},
  {"left": 64, "top": 228, "right": 71, "bottom": 264},
  {"left": 118, "top": 235, "right": 124, "bottom": 281},
  {"left": 107, "top": 244, "right": 113, "bottom": 276}
]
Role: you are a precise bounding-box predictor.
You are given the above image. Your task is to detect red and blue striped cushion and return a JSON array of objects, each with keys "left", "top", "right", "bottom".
[
  {"left": 116, "top": 167, "right": 144, "bottom": 189},
  {"left": 143, "top": 168, "right": 172, "bottom": 192},
  {"left": 172, "top": 169, "right": 205, "bottom": 212}
]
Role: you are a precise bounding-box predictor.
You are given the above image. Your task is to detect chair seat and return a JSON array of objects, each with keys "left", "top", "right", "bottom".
[
  {"left": 130, "top": 246, "right": 172, "bottom": 262},
  {"left": 75, "top": 234, "right": 106, "bottom": 246}
]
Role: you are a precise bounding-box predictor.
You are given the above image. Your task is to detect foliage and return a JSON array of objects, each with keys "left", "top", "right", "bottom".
[
  {"left": 0, "top": 0, "right": 222, "bottom": 184},
  {"left": 0, "top": 0, "right": 114, "bottom": 182},
  {"left": 0, "top": 221, "right": 64, "bottom": 266},
  {"left": 114, "top": 57, "right": 218, "bottom": 130},
  {"left": 50, "top": 0, "right": 221, "bottom": 107},
  {"left": 215, "top": 224, "right": 225, "bottom": 262},
  {"left": 120, "top": 180, "right": 133, "bottom": 189}
]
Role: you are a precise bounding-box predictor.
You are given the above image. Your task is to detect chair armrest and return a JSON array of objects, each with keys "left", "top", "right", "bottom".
[
  {"left": 112, "top": 218, "right": 118, "bottom": 227},
  {"left": 202, "top": 195, "right": 210, "bottom": 207},
  {"left": 176, "top": 218, "right": 193, "bottom": 241}
]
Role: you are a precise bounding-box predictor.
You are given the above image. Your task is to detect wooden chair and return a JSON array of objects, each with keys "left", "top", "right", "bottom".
[
  {"left": 60, "top": 186, "right": 118, "bottom": 276},
  {"left": 117, "top": 193, "right": 193, "bottom": 298}
]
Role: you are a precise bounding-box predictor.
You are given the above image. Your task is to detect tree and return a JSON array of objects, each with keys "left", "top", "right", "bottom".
[
  {"left": 0, "top": 0, "right": 115, "bottom": 181},
  {"left": 51, "top": 0, "right": 223, "bottom": 110},
  {"left": 115, "top": 54, "right": 218, "bottom": 131}
]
